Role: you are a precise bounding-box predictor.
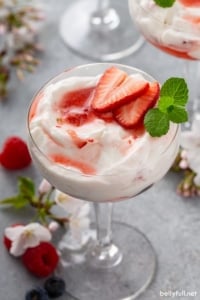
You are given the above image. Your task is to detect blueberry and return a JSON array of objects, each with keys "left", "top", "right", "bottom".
[
  {"left": 44, "top": 276, "right": 66, "bottom": 298},
  {"left": 25, "top": 287, "right": 49, "bottom": 300}
]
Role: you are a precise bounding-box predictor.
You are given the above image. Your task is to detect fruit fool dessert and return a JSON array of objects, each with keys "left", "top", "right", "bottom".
[
  {"left": 129, "top": 0, "right": 200, "bottom": 60},
  {"left": 28, "top": 66, "right": 180, "bottom": 202}
]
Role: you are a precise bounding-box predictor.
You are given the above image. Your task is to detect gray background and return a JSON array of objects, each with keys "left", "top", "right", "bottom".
[{"left": 0, "top": 1, "right": 199, "bottom": 299}]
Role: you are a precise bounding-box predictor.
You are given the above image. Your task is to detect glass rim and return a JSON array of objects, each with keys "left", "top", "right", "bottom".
[
  {"left": 27, "top": 62, "right": 180, "bottom": 178},
  {"left": 129, "top": 0, "right": 200, "bottom": 28}
]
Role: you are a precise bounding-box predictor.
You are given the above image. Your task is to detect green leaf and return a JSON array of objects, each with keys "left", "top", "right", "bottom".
[
  {"left": 160, "top": 77, "right": 188, "bottom": 106},
  {"left": 0, "top": 195, "right": 29, "bottom": 209},
  {"left": 158, "top": 96, "right": 174, "bottom": 113},
  {"left": 153, "top": 0, "right": 176, "bottom": 7},
  {"left": 18, "top": 177, "right": 35, "bottom": 200},
  {"left": 144, "top": 108, "right": 170, "bottom": 137},
  {"left": 168, "top": 106, "right": 188, "bottom": 123}
]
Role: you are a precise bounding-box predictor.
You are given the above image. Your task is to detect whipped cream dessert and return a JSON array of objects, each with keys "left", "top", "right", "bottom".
[
  {"left": 129, "top": 0, "right": 200, "bottom": 60},
  {"left": 28, "top": 66, "right": 179, "bottom": 202}
]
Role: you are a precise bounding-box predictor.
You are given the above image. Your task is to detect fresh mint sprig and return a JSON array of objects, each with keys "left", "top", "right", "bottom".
[
  {"left": 153, "top": 0, "right": 176, "bottom": 8},
  {"left": 144, "top": 77, "right": 188, "bottom": 137}
]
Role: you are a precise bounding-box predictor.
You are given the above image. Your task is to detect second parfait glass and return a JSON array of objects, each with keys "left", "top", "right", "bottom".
[
  {"left": 129, "top": 0, "right": 200, "bottom": 125},
  {"left": 59, "top": 0, "right": 144, "bottom": 61},
  {"left": 28, "top": 63, "right": 180, "bottom": 300}
]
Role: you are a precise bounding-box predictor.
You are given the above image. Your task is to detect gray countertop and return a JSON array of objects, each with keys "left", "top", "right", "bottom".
[{"left": 0, "top": 1, "right": 199, "bottom": 299}]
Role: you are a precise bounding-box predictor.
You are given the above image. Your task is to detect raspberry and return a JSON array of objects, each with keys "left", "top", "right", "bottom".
[
  {"left": 44, "top": 276, "right": 66, "bottom": 298},
  {"left": 25, "top": 287, "right": 49, "bottom": 300},
  {"left": 0, "top": 136, "right": 31, "bottom": 170},
  {"left": 3, "top": 235, "right": 12, "bottom": 250},
  {"left": 22, "top": 242, "right": 59, "bottom": 278}
]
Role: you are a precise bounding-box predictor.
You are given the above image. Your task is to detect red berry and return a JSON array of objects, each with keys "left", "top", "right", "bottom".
[
  {"left": 91, "top": 67, "right": 149, "bottom": 113},
  {"left": 3, "top": 235, "right": 12, "bottom": 251},
  {"left": 22, "top": 242, "right": 59, "bottom": 277},
  {"left": 0, "top": 136, "right": 32, "bottom": 170},
  {"left": 114, "top": 82, "right": 160, "bottom": 129}
]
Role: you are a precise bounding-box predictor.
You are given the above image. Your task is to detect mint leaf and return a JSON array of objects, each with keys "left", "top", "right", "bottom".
[
  {"left": 144, "top": 77, "right": 188, "bottom": 137},
  {"left": 168, "top": 106, "right": 188, "bottom": 123},
  {"left": 144, "top": 108, "right": 170, "bottom": 137},
  {"left": 158, "top": 96, "right": 174, "bottom": 113},
  {"left": 153, "top": 0, "right": 176, "bottom": 7},
  {"left": 160, "top": 77, "right": 188, "bottom": 106}
]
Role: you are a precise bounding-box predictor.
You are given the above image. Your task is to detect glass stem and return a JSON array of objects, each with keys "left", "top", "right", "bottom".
[
  {"left": 90, "top": 0, "right": 120, "bottom": 31},
  {"left": 97, "top": 0, "right": 110, "bottom": 11},
  {"left": 89, "top": 202, "right": 122, "bottom": 268},
  {"left": 94, "top": 202, "right": 113, "bottom": 247}
]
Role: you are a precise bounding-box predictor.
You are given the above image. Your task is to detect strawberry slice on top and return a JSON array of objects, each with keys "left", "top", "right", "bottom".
[
  {"left": 91, "top": 67, "right": 149, "bottom": 113},
  {"left": 91, "top": 66, "right": 127, "bottom": 112},
  {"left": 113, "top": 82, "right": 160, "bottom": 129}
]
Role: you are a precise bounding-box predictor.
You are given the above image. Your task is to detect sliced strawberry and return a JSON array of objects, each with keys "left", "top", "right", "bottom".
[
  {"left": 91, "top": 66, "right": 128, "bottom": 112},
  {"left": 92, "top": 72, "right": 149, "bottom": 113},
  {"left": 179, "top": 0, "right": 200, "bottom": 7},
  {"left": 113, "top": 82, "right": 160, "bottom": 129},
  {"left": 95, "top": 111, "right": 114, "bottom": 123}
]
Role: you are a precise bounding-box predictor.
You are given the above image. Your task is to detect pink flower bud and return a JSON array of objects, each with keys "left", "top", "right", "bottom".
[
  {"left": 38, "top": 179, "right": 52, "bottom": 194},
  {"left": 179, "top": 159, "right": 188, "bottom": 169},
  {"left": 48, "top": 221, "right": 59, "bottom": 232}
]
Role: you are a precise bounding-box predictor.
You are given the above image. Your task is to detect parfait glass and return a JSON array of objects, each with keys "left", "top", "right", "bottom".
[
  {"left": 59, "top": 0, "right": 144, "bottom": 61},
  {"left": 129, "top": 0, "right": 200, "bottom": 125},
  {"left": 28, "top": 63, "right": 180, "bottom": 300}
]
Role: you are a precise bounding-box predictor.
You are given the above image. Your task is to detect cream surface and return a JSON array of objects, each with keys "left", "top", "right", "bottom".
[
  {"left": 29, "top": 75, "right": 180, "bottom": 202},
  {"left": 129, "top": 0, "right": 200, "bottom": 59}
]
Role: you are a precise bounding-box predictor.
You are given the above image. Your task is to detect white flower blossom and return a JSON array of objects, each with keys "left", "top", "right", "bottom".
[
  {"left": 5, "top": 223, "right": 51, "bottom": 257},
  {"left": 181, "top": 119, "right": 200, "bottom": 185},
  {"left": 55, "top": 191, "right": 91, "bottom": 249},
  {"left": 55, "top": 190, "right": 90, "bottom": 217},
  {"left": 7, "top": 27, "right": 36, "bottom": 51}
]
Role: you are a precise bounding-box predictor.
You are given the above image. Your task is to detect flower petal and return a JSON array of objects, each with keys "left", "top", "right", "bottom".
[
  {"left": 192, "top": 119, "right": 200, "bottom": 134},
  {"left": 181, "top": 132, "right": 200, "bottom": 150},
  {"left": 10, "top": 235, "right": 27, "bottom": 256},
  {"left": 187, "top": 149, "right": 200, "bottom": 174},
  {"left": 75, "top": 203, "right": 90, "bottom": 218},
  {"left": 5, "top": 226, "right": 24, "bottom": 241},
  {"left": 55, "top": 191, "right": 87, "bottom": 215},
  {"left": 22, "top": 234, "right": 40, "bottom": 249},
  {"left": 26, "top": 223, "right": 51, "bottom": 241}
]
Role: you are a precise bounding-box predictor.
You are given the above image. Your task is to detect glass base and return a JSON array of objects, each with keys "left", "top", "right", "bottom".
[
  {"left": 59, "top": 0, "right": 144, "bottom": 61},
  {"left": 56, "top": 221, "right": 156, "bottom": 300}
]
